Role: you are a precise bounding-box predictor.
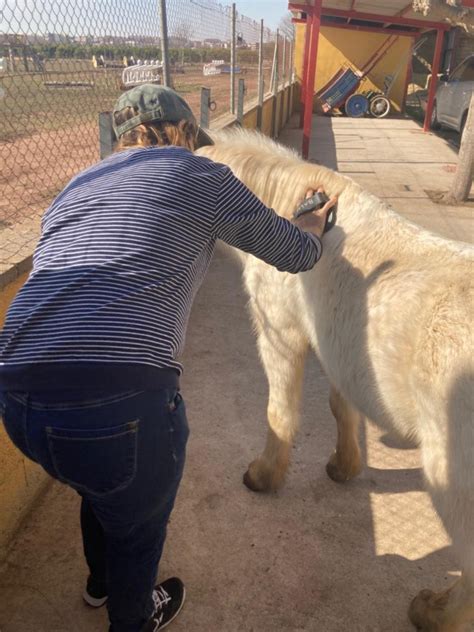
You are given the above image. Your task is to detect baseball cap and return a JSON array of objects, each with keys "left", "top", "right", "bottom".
[{"left": 113, "top": 83, "right": 213, "bottom": 148}]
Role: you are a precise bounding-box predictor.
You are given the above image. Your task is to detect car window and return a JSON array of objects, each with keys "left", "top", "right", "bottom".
[{"left": 450, "top": 57, "right": 474, "bottom": 81}]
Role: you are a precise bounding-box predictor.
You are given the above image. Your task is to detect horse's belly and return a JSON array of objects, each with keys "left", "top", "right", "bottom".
[{"left": 299, "top": 268, "right": 420, "bottom": 438}]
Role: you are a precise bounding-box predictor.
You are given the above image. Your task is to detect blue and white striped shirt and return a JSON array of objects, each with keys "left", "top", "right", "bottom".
[{"left": 0, "top": 146, "right": 322, "bottom": 390}]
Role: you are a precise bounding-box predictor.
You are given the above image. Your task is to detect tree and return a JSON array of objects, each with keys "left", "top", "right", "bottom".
[
  {"left": 443, "top": 94, "right": 474, "bottom": 203},
  {"left": 171, "top": 22, "right": 194, "bottom": 46},
  {"left": 278, "top": 12, "right": 295, "bottom": 40},
  {"left": 412, "top": 0, "right": 474, "bottom": 31}
]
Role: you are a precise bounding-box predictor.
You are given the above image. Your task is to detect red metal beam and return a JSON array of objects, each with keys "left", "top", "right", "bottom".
[
  {"left": 424, "top": 28, "right": 444, "bottom": 131},
  {"left": 302, "top": 0, "right": 322, "bottom": 159},
  {"left": 321, "top": 7, "right": 450, "bottom": 30},
  {"left": 321, "top": 19, "right": 417, "bottom": 37},
  {"left": 299, "top": 10, "right": 313, "bottom": 128}
]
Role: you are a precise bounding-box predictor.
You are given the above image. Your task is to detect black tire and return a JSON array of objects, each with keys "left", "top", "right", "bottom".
[
  {"left": 369, "top": 95, "right": 391, "bottom": 118},
  {"left": 431, "top": 102, "right": 441, "bottom": 130}
]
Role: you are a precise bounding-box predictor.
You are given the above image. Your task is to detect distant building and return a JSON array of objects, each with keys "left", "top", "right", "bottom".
[{"left": 203, "top": 38, "right": 225, "bottom": 48}]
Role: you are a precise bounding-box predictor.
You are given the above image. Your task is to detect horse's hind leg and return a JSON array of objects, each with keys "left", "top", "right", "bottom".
[
  {"left": 325, "top": 386, "right": 363, "bottom": 483},
  {"left": 409, "top": 395, "right": 474, "bottom": 631},
  {"left": 243, "top": 325, "right": 308, "bottom": 493}
]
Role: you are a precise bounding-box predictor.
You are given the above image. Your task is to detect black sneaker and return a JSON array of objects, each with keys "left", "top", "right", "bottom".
[
  {"left": 142, "top": 577, "right": 186, "bottom": 631},
  {"left": 82, "top": 575, "right": 108, "bottom": 608}
]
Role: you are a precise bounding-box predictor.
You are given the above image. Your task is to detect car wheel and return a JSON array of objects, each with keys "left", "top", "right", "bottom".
[{"left": 431, "top": 102, "right": 441, "bottom": 130}]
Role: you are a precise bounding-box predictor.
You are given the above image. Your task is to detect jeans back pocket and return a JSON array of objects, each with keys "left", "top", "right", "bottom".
[{"left": 46, "top": 420, "right": 139, "bottom": 496}]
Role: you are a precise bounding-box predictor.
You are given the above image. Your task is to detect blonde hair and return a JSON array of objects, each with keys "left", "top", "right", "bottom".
[{"left": 114, "top": 106, "right": 197, "bottom": 151}]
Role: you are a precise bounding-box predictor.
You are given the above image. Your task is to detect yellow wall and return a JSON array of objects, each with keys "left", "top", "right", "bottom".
[
  {"left": 0, "top": 274, "right": 50, "bottom": 560},
  {"left": 295, "top": 23, "right": 412, "bottom": 112}
]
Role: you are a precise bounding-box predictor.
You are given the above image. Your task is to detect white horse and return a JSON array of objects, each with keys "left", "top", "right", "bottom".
[{"left": 198, "top": 128, "right": 474, "bottom": 632}]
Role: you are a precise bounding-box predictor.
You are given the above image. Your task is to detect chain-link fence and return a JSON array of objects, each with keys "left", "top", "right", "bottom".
[{"left": 0, "top": 0, "right": 294, "bottom": 251}]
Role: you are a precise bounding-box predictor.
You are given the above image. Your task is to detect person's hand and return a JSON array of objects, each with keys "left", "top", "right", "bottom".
[{"left": 293, "top": 187, "right": 338, "bottom": 239}]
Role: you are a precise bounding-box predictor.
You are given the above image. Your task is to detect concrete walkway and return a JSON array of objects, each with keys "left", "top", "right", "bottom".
[
  {"left": 279, "top": 114, "right": 473, "bottom": 244},
  {"left": 0, "top": 116, "right": 472, "bottom": 632}
]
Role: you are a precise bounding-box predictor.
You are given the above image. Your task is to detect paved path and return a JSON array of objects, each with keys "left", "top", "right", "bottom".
[
  {"left": 279, "top": 115, "right": 473, "bottom": 244},
  {"left": 0, "top": 115, "right": 472, "bottom": 632}
]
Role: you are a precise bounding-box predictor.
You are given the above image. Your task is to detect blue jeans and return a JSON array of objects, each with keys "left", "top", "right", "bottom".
[{"left": 0, "top": 388, "right": 189, "bottom": 632}]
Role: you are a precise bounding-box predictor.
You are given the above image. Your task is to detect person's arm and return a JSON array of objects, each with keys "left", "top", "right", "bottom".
[{"left": 213, "top": 167, "right": 334, "bottom": 274}]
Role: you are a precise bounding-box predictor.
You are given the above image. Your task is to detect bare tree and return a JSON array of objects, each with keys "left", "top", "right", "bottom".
[
  {"left": 412, "top": 0, "right": 474, "bottom": 31},
  {"left": 278, "top": 12, "right": 295, "bottom": 40},
  {"left": 171, "top": 22, "right": 194, "bottom": 44},
  {"left": 443, "top": 94, "right": 474, "bottom": 203}
]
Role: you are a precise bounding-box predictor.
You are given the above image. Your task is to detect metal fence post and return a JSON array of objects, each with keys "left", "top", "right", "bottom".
[
  {"left": 273, "top": 30, "right": 279, "bottom": 96},
  {"left": 257, "top": 19, "right": 264, "bottom": 130},
  {"left": 230, "top": 3, "right": 236, "bottom": 115},
  {"left": 200, "top": 87, "right": 211, "bottom": 129},
  {"left": 99, "top": 112, "right": 115, "bottom": 160},
  {"left": 288, "top": 40, "right": 295, "bottom": 83},
  {"left": 272, "top": 30, "right": 279, "bottom": 138},
  {"left": 287, "top": 39, "right": 293, "bottom": 123},
  {"left": 158, "top": 0, "right": 171, "bottom": 87},
  {"left": 282, "top": 37, "right": 287, "bottom": 88},
  {"left": 237, "top": 78, "right": 245, "bottom": 124}
]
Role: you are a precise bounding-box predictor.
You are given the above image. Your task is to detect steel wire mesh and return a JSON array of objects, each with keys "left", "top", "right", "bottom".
[{"left": 0, "top": 0, "right": 291, "bottom": 259}]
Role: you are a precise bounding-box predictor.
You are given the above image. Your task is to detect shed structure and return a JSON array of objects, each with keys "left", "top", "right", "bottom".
[{"left": 289, "top": 0, "right": 474, "bottom": 157}]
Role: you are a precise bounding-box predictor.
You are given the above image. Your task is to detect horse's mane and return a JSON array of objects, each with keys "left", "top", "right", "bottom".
[
  {"left": 200, "top": 127, "right": 362, "bottom": 220},
  {"left": 198, "top": 127, "right": 472, "bottom": 259}
]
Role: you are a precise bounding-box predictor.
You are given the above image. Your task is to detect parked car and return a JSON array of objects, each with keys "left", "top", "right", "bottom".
[{"left": 432, "top": 54, "right": 474, "bottom": 134}]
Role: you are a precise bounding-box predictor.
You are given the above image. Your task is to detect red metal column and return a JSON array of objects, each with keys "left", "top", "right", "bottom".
[
  {"left": 302, "top": 0, "right": 322, "bottom": 159},
  {"left": 299, "top": 12, "right": 312, "bottom": 128},
  {"left": 423, "top": 28, "right": 444, "bottom": 132}
]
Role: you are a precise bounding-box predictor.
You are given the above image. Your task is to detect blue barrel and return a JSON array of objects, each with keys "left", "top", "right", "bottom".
[{"left": 345, "top": 94, "right": 369, "bottom": 118}]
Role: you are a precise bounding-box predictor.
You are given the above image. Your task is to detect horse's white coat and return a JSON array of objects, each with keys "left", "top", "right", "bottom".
[{"left": 198, "top": 128, "right": 474, "bottom": 631}]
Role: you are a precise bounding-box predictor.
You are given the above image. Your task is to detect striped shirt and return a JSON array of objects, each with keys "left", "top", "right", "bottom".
[{"left": 0, "top": 146, "right": 322, "bottom": 391}]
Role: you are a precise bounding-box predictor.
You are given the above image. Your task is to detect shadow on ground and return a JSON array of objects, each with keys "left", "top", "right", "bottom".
[{"left": 0, "top": 243, "right": 460, "bottom": 632}]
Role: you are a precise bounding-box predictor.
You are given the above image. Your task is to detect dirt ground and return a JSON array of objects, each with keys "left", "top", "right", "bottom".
[{"left": 0, "top": 63, "right": 272, "bottom": 234}]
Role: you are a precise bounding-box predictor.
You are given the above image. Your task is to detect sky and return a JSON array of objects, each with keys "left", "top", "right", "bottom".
[
  {"left": 234, "top": 0, "right": 289, "bottom": 29},
  {"left": 1, "top": 0, "right": 291, "bottom": 40}
]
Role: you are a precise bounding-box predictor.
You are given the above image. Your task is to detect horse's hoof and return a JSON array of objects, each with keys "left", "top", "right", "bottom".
[
  {"left": 243, "top": 469, "right": 266, "bottom": 492},
  {"left": 325, "top": 451, "right": 362, "bottom": 483},
  {"left": 325, "top": 460, "right": 349, "bottom": 483},
  {"left": 243, "top": 458, "right": 284, "bottom": 492},
  {"left": 409, "top": 590, "right": 435, "bottom": 630},
  {"left": 408, "top": 588, "right": 451, "bottom": 631}
]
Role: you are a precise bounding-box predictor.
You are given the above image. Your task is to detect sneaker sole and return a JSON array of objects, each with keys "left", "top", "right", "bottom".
[
  {"left": 156, "top": 586, "right": 186, "bottom": 631},
  {"left": 82, "top": 590, "right": 108, "bottom": 608}
]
